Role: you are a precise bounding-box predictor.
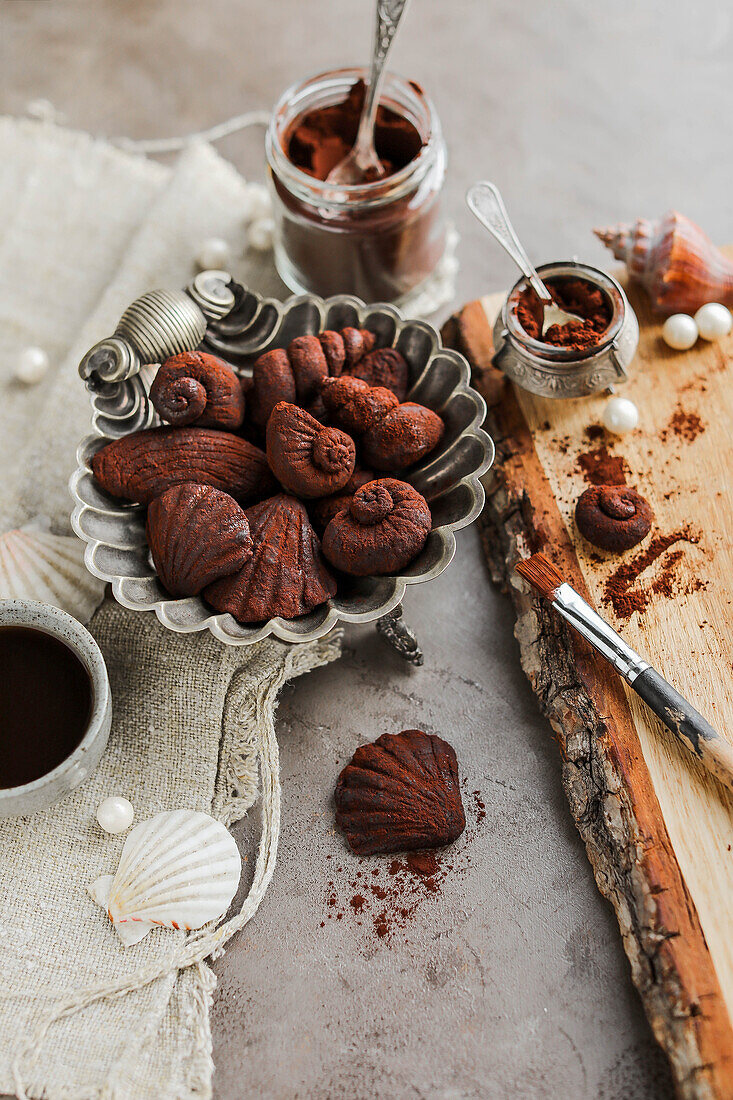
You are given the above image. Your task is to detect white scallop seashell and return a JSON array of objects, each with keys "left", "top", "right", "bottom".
[
  {"left": 0, "top": 519, "right": 105, "bottom": 623},
  {"left": 90, "top": 809, "right": 241, "bottom": 946}
]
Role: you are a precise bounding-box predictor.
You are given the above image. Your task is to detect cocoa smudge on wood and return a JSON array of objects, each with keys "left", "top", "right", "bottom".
[
  {"left": 576, "top": 443, "right": 629, "bottom": 486},
  {"left": 603, "top": 528, "right": 703, "bottom": 619},
  {"left": 660, "top": 404, "right": 705, "bottom": 444}
]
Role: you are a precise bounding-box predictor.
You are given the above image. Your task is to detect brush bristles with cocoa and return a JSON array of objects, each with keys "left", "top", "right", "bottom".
[{"left": 515, "top": 553, "right": 565, "bottom": 600}]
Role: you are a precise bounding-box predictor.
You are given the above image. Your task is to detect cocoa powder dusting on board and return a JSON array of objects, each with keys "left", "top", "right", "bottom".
[
  {"left": 660, "top": 403, "right": 705, "bottom": 444},
  {"left": 576, "top": 443, "right": 628, "bottom": 486},
  {"left": 603, "top": 528, "right": 704, "bottom": 619}
]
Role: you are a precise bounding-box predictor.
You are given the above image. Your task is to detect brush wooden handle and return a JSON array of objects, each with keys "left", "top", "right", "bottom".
[{"left": 633, "top": 668, "right": 733, "bottom": 793}]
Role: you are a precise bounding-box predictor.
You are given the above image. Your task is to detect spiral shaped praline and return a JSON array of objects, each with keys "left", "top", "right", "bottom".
[
  {"left": 322, "top": 478, "right": 431, "bottom": 575},
  {"left": 150, "top": 351, "right": 245, "bottom": 429},
  {"left": 575, "top": 484, "right": 653, "bottom": 551}
]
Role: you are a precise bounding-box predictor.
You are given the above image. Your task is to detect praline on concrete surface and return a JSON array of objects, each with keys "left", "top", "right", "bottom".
[{"left": 334, "top": 728, "right": 466, "bottom": 856}]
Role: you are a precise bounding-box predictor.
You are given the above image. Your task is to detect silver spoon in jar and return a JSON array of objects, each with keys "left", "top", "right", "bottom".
[
  {"left": 466, "top": 181, "right": 584, "bottom": 336},
  {"left": 326, "top": 0, "right": 411, "bottom": 186}
]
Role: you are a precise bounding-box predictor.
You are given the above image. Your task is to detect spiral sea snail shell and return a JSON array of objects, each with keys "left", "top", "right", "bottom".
[{"left": 595, "top": 211, "right": 733, "bottom": 316}]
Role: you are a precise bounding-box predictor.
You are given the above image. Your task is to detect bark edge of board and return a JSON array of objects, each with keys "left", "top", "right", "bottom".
[{"left": 442, "top": 303, "right": 733, "bottom": 1100}]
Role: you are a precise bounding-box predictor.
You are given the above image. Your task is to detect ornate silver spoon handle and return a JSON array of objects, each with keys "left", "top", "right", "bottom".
[
  {"left": 467, "top": 181, "right": 552, "bottom": 303},
  {"left": 354, "top": 0, "right": 411, "bottom": 157}
]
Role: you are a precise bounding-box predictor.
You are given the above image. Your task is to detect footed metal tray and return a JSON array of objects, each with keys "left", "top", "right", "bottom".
[{"left": 70, "top": 272, "right": 494, "bottom": 662}]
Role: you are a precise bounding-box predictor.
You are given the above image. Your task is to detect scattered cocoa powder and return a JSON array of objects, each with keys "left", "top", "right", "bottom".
[
  {"left": 322, "top": 783, "right": 486, "bottom": 940},
  {"left": 576, "top": 444, "right": 628, "bottom": 486},
  {"left": 660, "top": 404, "right": 705, "bottom": 444},
  {"left": 603, "top": 528, "right": 703, "bottom": 619}
]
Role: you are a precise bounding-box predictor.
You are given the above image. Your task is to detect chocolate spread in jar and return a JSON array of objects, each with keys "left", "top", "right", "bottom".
[
  {"left": 273, "top": 79, "right": 446, "bottom": 302},
  {"left": 513, "top": 276, "right": 613, "bottom": 352},
  {"left": 285, "top": 79, "right": 423, "bottom": 181}
]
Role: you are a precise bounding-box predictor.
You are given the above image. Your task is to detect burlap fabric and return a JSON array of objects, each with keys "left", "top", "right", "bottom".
[{"left": 0, "top": 117, "right": 340, "bottom": 1099}]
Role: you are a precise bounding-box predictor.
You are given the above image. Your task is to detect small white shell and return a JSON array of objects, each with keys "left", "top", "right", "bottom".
[
  {"left": 90, "top": 809, "right": 241, "bottom": 946},
  {"left": 0, "top": 520, "right": 105, "bottom": 624}
]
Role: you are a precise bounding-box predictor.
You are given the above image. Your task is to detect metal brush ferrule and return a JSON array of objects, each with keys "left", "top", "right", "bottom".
[{"left": 552, "top": 583, "right": 650, "bottom": 683}]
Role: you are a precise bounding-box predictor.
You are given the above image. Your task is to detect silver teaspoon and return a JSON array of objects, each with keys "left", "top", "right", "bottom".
[
  {"left": 466, "top": 181, "right": 583, "bottom": 336},
  {"left": 327, "top": 0, "right": 411, "bottom": 186}
]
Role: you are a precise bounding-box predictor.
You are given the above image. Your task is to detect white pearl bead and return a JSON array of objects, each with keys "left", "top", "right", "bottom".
[
  {"left": 602, "top": 396, "right": 639, "bottom": 434},
  {"left": 195, "top": 237, "right": 232, "bottom": 272},
  {"left": 694, "top": 302, "right": 732, "bottom": 341},
  {"left": 662, "top": 313, "right": 698, "bottom": 350},
  {"left": 248, "top": 217, "right": 274, "bottom": 252},
  {"left": 96, "top": 796, "right": 134, "bottom": 835},
  {"left": 14, "top": 346, "right": 50, "bottom": 385},
  {"left": 242, "top": 182, "right": 272, "bottom": 224}
]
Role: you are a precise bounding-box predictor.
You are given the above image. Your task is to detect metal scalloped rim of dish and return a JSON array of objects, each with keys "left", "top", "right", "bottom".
[{"left": 70, "top": 291, "right": 495, "bottom": 646}]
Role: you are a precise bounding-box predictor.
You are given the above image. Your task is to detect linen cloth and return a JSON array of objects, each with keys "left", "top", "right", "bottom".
[{"left": 0, "top": 117, "right": 340, "bottom": 1099}]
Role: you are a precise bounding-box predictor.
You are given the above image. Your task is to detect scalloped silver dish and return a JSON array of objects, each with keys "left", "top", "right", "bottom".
[{"left": 70, "top": 274, "right": 494, "bottom": 659}]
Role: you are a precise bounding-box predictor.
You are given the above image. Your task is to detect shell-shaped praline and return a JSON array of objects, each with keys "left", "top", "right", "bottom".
[
  {"left": 322, "top": 479, "right": 431, "bottom": 576},
  {"left": 266, "top": 401, "right": 356, "bottom": 499},
  {"left": 362, "top": 403, "right": 445, "bottom": 471},
  {"left": 146, "top": 482, "right": 253, "bottom": 597},
  {"left": 347, "top": 346, "right": 409, "bottom": 402},
  {"left": 320, "top": 376, "right": 398, "bottom": 436},
  {"left": 204, "top": 493, "right": 337, "bottom": 622},
  {"left": 335, "top": 729, "right": 466, "bottom": 856},
  {"left": 89, "top": 809, "right": 241, "bottom": 946}
]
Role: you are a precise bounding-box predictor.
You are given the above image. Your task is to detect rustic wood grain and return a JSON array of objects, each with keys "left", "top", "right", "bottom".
[{"left": 442, "top": 271, "right": 733, "bottom": 1099}]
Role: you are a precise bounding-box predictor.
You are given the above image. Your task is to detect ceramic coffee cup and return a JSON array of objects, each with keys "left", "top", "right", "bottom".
[{"left": 0, "top": 599, "right": 112, "bottom": 817}]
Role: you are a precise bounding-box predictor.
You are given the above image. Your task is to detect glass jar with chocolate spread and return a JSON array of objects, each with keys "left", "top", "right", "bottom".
[
  {"left": 266, "top": 67, "right": 447, "bottom": 303},
  {"left": 491, "top": 262, "right": 640, "bottom": 398}
]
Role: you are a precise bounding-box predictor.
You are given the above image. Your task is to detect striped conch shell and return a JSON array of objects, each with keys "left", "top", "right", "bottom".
[
  {"left": 0, "top": 518, "right": 105, "bottom": 623},
  {"left": 595, "top": 211, "right": 733, "bottom": 315},
  {"left": 90, "top": 810, "right": 241, "bottom": 946}
]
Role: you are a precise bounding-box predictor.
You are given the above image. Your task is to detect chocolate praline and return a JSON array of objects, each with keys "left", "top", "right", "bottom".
[{"left": 575, "top": 485, "right": 653, "bottom": 552}]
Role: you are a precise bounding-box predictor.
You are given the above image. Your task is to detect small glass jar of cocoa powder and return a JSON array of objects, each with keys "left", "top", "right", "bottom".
[
  {"left": 492, "top": 262, "right": 639, "bottom": 398},
  {"left": 266, "top": 67, "right": 447, "bottom": 303}
]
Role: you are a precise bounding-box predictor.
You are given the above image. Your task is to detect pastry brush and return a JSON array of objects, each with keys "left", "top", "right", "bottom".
[{"left": 515, "top": 552, "right": 733, "bottom": 794}]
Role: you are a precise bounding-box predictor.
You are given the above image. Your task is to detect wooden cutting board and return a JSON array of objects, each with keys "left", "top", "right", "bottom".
[{"left": 442, "top": 264, "right": 733, "bottom": 1099}]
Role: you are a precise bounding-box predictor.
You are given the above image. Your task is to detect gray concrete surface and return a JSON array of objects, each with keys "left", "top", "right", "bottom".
[{"left": 5, "top": 0, "right": 733, "bottom": 1095}]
